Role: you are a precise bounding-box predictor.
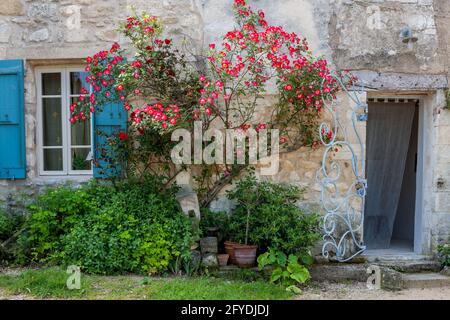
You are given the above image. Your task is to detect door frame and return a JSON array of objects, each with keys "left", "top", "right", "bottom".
[{"left": 366, "top": 92, "right": 432, "bottom": 254}]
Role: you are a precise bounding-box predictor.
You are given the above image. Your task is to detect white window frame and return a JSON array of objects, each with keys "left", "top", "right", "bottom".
[{"left": 36, "top": 66, "right": 93, "bottom": 176}]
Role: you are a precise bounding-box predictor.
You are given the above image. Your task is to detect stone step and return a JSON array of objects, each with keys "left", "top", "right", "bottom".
[
  {"left": 362, "top": 254, "right": 433, "bottom": 262},
  {"left": 356, "top": 253, "right": 441, "bottom": 273},
  {"left": 402, "top": 273, "right": 450, "bottom": 289},
  {"left": 374, "top": 260, "right": 441, "bottom": 273},
  {"left": 310, "top": 261, "right": 443, "bottom": 285},
  {"left": 310, "top": 264, "right": 368, "bottom": 282}
]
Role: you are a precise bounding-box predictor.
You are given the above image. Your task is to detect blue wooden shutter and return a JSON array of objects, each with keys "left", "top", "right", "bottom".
[
  {"left": 0, "top": 60, "right": 26, "bottom": 179},
  {"left": 93, "top": 102, "right": 127, "bottom": 178}
]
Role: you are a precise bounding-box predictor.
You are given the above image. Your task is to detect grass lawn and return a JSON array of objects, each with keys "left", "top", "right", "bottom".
[{"left": 0, "top": 267, "right": 294, "bottom": 300}]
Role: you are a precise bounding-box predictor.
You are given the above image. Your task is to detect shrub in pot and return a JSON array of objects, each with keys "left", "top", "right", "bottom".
[
  {"left": 227, "top": 174, "right": 321, "bottom": 265},
  {"left": 225, "top": 176, "right": 262, "bottom": 267},
  {"left": 224, "top": 241, "right": 239, "bottom": 265}
]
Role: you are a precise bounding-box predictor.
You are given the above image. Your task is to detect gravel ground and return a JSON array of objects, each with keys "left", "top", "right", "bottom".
[
  {"left": 0, "top": 289, "right": 31, "bottom": 300},
  {"left": 299, "top": 281, "right": 450, "bottom": 300},
  {"left": 2, "top": 283, "right": 450, "bottom": 300}
]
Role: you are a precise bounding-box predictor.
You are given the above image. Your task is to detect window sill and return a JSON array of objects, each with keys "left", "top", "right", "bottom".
[{"left": 34, "top": 175, "right": 93, "bottom": 184}]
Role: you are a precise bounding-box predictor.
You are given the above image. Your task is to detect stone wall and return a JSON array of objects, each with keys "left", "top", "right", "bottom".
[
  {"left": 430, "top": 1, "right": 450, "bottom": 251},
  {"left": 0, "top": 0, "right": 449, "bottom": 255}
]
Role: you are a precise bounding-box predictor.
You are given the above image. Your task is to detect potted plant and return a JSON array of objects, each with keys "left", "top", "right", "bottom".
[
  {"left": 226, "top": 175, "right": 261, "bottom": 268},
  {"left": 224, "top": 240, "right": 239, "bottom": 265},
  {"left": 232, "top": 207, "right": 258, "bottom": 268},
  {"left": 226, "top": 175, "right": 321, "bottom": 269}
]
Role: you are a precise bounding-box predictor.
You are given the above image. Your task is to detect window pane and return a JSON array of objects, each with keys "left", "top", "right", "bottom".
[
  {"left": 71, "top": 148, "right": 92, "bottom": 171},
  {"left": 44, "top": 149, "right": 63, "bottom": 171},
  {"left": 70, "top": 72, "right": 89, "bottom": 95},
  {"left": 43, "top": 98, "right": 62, "bottom": 146},
  {"left": 71, "top": 121, "right": 91, "bottom": 146},
  {"left": 42, "top": 73, "right": 61, "bottom": 95}
]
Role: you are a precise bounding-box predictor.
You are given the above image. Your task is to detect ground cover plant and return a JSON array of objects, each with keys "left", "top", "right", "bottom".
[{"left": 0, "top": 267, "right": 292, "bottom": 300}]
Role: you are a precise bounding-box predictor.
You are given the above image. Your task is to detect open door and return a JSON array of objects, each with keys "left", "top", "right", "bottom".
[{"left": 364, "top": 101, "right": 418, "bottom": 249}]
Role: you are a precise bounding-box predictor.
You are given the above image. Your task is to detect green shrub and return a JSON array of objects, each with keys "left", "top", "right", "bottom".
[
  {"left": 227, "top": 174, "right": 320, "bottom": 254},
  {"left": 14, "top": 177, "right": 196, "bottom": 275},
  {"left": 24, "top": 185, "right": 95, "bottom": 262},
  {"left": 438, "top": 242, "right": 450, "bottom": 267},
  {"left": 59, "top": 178, "right": 195, "bottom": 275},
  {"left": 0, "top": 208, "right": 27, "bottom": 265},
  {"left": 0, "top": 209, "right": 14, "bottom": 241}
]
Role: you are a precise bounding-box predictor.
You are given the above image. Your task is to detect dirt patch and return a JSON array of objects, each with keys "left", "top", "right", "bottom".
[
  {"left": 299, "top": 281, "right": 450, "bottom": 300},
  {"left": 0, "top": 288, "right": 32, "bottom": 300}
]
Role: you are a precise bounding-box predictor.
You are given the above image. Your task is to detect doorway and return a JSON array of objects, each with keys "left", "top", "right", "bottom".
[{"left": 364, "top": 99, "right": 419, "bottom": 251}]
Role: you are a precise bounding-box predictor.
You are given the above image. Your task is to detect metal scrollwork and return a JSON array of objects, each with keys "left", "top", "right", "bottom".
[{"left": 317, "top": 72, "right": 367, "bottom": 262}]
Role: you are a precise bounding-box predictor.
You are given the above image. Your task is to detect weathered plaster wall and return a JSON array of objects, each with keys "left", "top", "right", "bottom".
[
  {"left": 330, "top": 0, "right": 444, "bottom": 73},
  {"left": 428, "top": 0, "right": 450, "bottom": 251},
  {"left": 0, "top": 0, "right": 449, "bottom": 254}
]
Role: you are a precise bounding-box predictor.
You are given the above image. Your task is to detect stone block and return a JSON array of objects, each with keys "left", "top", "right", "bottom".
[
  {"left": 310, "top": 263, "right": 369, "bottom": 282},
  {"left": 202, "top": 253, "right": 218, "bottom": 268},
  {"left": 403, "top": 272, "right": 450, "bottom": 289},
  {"left": 379, "top": 266, "right": 404, "bottom": 291},
  {"left": 352, "top": 71, "right": 448, "bottom": 91},
  {"left": 176, "top": 189, "right": 200, "bottom": 219},
  {"left": 65, "top": 29, "right": 88, "bottom": 43},
  {"left": 0, "top": 23, "right": 11, "bottom": 43},
  {"left": 209, "top": 197, "right": 235, "bottom": 214},
  {"left": 200, "top": 237, "right": 218, "bottom": 254},
  {"left": 95, "top": 29, "right": 118, "bottom": 42},
  {"left": 0, "top": 0, "right": 23, "bottom": 16},
  {"left": 29, "top": 28, "right": 49, "bottom": 42}
]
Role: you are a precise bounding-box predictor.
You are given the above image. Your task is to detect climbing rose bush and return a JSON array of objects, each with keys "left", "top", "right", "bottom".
[{"left": 70, "top": 0, "right": 354, "bottom": 204}]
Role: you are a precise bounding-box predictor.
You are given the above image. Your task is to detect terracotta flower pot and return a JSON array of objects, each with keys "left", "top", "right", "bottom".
[
  {"left": 224, "top": 241, "right": 239, "bottom": 265},
  {"left": 234, "top": 244, "right": 258, "bottom": 268},
  {"left": 217, "top": 253, "right": 230, "bottom": 267}
]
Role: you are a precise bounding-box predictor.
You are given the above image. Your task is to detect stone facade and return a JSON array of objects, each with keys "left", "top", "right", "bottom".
[{"left": 0, "top": 0, "right": 449, "bottom": 255}]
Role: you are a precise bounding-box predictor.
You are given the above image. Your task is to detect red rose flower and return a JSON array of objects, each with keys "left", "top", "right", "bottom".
[{"left": 119, "top": 132, "right": 129, "bottom": 141}]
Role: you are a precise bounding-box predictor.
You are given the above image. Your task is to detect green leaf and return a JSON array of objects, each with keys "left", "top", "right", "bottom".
[
  {"left": 289, "top": 265, "right": 310, "bottom": 284},
  {"left": 288, "top": 254, "right": 298, "bottom": 265},
  {"left": 257, "top": 252, "right": 270, "bottom": 270},
  {"left": 299, "top": 252, "right": 314, "bottom": 266},
  {"left": 286, "top": 285, "right": 302, "bottom": 294},
  {"left": 270, "top": 267, "right": 283, "bottom": 283},
  {"left": 276, "top": 251, "right": 287, "bottom": 266}
]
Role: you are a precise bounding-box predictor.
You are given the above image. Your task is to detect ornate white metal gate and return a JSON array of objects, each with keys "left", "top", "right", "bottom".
[{"left": 317, "top": 73, "right": 368, "bottom": 262}]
